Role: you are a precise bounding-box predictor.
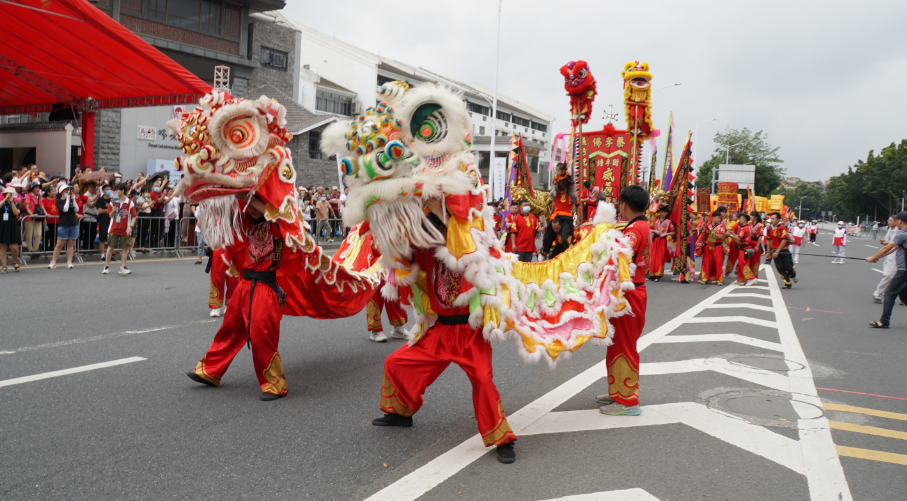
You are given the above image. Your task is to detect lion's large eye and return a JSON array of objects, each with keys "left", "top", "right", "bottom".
[
  {"left": 578, "top": 68, "right": 587, "bottom": 78},
  {"left": 209, "top": 104, "right": 269, "bottom": 159},
  {"left": 410, "top": 103, "right": 448, "bottom": 145}
]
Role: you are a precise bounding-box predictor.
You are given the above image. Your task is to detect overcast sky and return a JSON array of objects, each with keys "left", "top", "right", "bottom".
[{"left": 285, "top": 0, "right": 907, "bottom": 182}]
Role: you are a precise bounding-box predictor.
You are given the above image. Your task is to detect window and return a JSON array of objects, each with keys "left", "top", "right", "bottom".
[
  {"left": 134, "top": 0, "right": 242, "bottom": 39},
  {"left": 479, "top": 126, "right": 485, "bottom": 135},
  {"left": 513, "top": 116, "right": 531, "bottom": 127},
  {"left": 467, "top": 102, "right": 489, "bottom": 116},
  {"left": 531, "top": 121, "right": 548, "bottom": 133},
  {"left": 309, "top": 131, "right": 323, "bottom": 159},
  {"left": 496, "top": 111, "right": 510, "bottom": 121},
  {"left": 316, "top": 90, "right": 352, "bottom": 116},
  {"left": 260, "top": 47, "right": 288, "bottom": 71},
  {"left": 482, "top": 116, "right": 486, "bottom": 121}
]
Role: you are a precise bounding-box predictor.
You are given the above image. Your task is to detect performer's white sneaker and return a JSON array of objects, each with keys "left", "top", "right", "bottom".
[
  {"left": 745, "top": 278, "right": 758, "bottom": 286},
  {"left": 391, "top": 326, "right": 408, "bottom": 339},
  {"left": 210, "top": 308, "right": 221, "bottom": 317},
  {"left": 118, "top": 267, "right": 131, "bottom": 275},
  {"left": 600, "top": 404, "right": 642, "bottom": 416},
  {"left": 370, "top": 331, "right": 388, "bottom": 342}
]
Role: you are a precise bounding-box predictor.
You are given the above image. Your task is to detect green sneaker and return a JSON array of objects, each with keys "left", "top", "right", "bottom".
[
  {"left": 600, "top": 404, "right": 641, "bottom": 416},
  {"left": 595, "top": 395, "right": 614, "bottom": 405}
]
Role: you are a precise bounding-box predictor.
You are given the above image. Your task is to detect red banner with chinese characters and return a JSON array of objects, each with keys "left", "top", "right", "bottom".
[
  {"left": 579, "top": 125, "right": 638, "bottom": 205},
  {"left": 717, "top": 182, "right": 739, "bottom": 211},
  {"left": 696, "top": 188, "right": 712, "bottom": 213}
]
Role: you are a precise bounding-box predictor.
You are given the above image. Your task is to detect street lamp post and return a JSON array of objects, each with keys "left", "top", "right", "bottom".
[
  {"left": 487, "top": 0, "right": 502, "bottom": 202},
  {"left": 713, "top": 140, "right": 746, "bottom": 195},
  {"left": 653, "top": 83, "right": 682, "bottom": 96}
]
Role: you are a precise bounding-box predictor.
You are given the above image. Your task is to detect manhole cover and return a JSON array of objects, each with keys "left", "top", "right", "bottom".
[
  {"left": 730, "top": 356, "right": 805, "bottom": 372},
  {"left": 722, "top": 395, "right": 800, "bottom": 422},
  {"left": 701, "top": 388, "right": 825, "bottom": 428}
]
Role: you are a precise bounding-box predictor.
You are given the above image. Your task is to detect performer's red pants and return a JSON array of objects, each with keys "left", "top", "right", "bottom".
[
  {"left": 380, "top": 323, "right": 516, "bottom": 447},
  {"left": 209, "top": 250, "right": 239, "bottom": 309},
  {"left": 194, "top": 279, "right": 287, "bottom": 396},
  {"left": 748, "top": 248, "right": 762, "bottom": 275},
  {"left": 367, "top": 289, "right": 407, "bottom": 332},
  {"left": 736, "top": 249, "right": 757, "bottom": 283},
  {"left": 607, "top": 285, "right": 646, "bottom": 406},
  {"left": 649, "top": 237, "right": 669, "bottom": 277},
  {"left": 699, "top": 245, "right": 725, "bottom": 283}
]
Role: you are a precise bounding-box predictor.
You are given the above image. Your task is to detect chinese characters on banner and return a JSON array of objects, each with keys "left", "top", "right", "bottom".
[
  {"left": 580, "top": 127, "right": 637, "bottom": 205},
  {"left": 717, "top": 182, "right": 739, "bottom": 211}
]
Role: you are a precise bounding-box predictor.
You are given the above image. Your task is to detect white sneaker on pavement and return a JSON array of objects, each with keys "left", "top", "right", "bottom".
[
  {"left": 210, "top": 308, "right": 221, "bottom": 317},
  {"left": 118, "top": 267, "right": 131, "bottom": 275},
  {"left": 391, "top": 325, "right": 408, "bottom": 339},
  {"left": 370, "top": 331, "right": 388, "bottom": 342},
  {"left": 66, "top": 262, "right": 73, "bottom": 269},
  {"left": 47, "top": 261, "right": 56, "bottom": 269},
  {"left": 745, "top": 278, "right": 758, "bottom": 286},
  {"left": 102, "top": 266, "right": 110, "bottom": 275}
]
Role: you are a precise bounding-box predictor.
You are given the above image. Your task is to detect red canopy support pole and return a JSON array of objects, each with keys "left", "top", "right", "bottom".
[{"left": 81, "top": 112, "right": 95, "bottom": 171}]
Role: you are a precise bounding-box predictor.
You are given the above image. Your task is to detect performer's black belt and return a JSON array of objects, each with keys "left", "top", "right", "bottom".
[
  {"left": 243, "top": 269, "right": 277, "bottom": 283},
  {"left": 633, "top": 282, "right": 646, "bottom": 287},
  {"left": 437, "top": 314, "right": 471, "bottom": 325}
]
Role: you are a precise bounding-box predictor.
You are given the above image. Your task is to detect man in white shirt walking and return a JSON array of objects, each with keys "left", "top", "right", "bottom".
[{"left": 873, "top": 216, "right": 899, "bottom": 303}]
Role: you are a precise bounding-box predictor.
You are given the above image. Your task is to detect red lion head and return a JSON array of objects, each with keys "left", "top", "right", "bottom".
[{"left": 560, "top": 60, "right": 597, "bottom": 126}]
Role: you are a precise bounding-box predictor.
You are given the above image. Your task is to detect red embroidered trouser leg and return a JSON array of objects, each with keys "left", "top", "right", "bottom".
[
  {"left": 209, "top": 253, "right": 227, "bottom": 309},
  {"left": 367, "top": 289, "right": 408, "bottom": 332},
  {"left": 737, "top": 250, "right": 756, "bottom": 283},
  {"left": 699, "top": 246, "right": 725, "bottom": 282},
  {"left": 607, "top": 285, "right": 646, "bottom": 406},
  {"left": 380, "top": 324, "right": 516, "bottom": 447},
  {"left": 193, "top": 279, "right": 287, "bottom": 395},
  {"left": 725, "top": 241, "right": 738, "bottom": 274}
]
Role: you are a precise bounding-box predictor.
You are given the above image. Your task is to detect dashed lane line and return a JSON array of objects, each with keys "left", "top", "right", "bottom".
[
  {"left": 823, "top": 403, "right": 907, "bottom": 422},
  {"left": 865, "top": 244, "right": 880, "bottom": 249},
  {"left": 0, "top": 357, "right": 146, "bottom": 388},
  {"left": 836, "top": 446, "right": 907, "bottom": 466},
  {"left": 829, "top": 421, "right": 907, "bottom": 441}
]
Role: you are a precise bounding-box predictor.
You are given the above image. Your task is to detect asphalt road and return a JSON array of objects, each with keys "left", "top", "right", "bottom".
[{"left": 1, "top": 230, "right": 904, "bottom": 500}]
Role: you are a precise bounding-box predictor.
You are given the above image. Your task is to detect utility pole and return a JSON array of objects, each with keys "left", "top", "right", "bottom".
[{"left": 486, "top": 0, "right": 502, "bottom": 202}]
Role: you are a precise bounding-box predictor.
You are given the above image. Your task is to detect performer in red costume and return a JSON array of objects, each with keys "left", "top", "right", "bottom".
[
  {"left": 372, "top": 198, "right": 518, "bottom": 464},
  {"left": 208, "top": 248, "right": 241, "bottom": 317},
  {"left": 698, "top": 210, "right": 726, "bottom": 284},
  {"left": 503, "top": 201, "right": 517, "bottom": 253},
  {"left": 542, "top": 163, "right": 575, "bottom": 259},
  {"left": 187, "top": 194, "right": 289, "bottom": 401},
  {"left": 648, "top": 206, "right": 674, "bottom": 281},
  {"left": 511, "top": 199, "right": 539, "bottom": 263},
  {"left": 729, "top": 213, "right": 758, "bottom": 285},
  {"left": 597, "top": 185, "right": 649, "bottom": 416},
  {"left": 367, "top": 241, "right": 408, "bottom": 342},
  {"left": 724, "top": 213, "right": 740, "bottom": 276},
  {"left": 748, "top": 212, "right": 764, "bottom": 274}
]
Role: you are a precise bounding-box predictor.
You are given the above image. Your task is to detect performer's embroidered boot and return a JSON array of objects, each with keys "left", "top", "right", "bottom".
[
  {"left": 496, "top": 442, "right": 516, "bottom": 464},
  {"left": 372, "top": 413, "right": 413, "bottom": 427},
  {"left": 600, "top": 404, "right": 642, "bottom": 416}
]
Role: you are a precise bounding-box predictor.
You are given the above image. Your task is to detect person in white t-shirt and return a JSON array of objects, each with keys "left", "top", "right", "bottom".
[
  {"left": 790, "top": 221, "right": 807, "bottom": 263},
  {"left": 873, "top": 216, "right": 899, "bottom": 303},
  {"left": 832, "top": 221, "right": 847, "bottom": 264}
]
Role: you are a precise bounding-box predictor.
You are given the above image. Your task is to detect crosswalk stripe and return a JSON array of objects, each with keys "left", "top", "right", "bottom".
[
  {"left": 836, "top": 446, "right": 907, "bottom": 466},
  {"left": 823, "top": 403, "right": 907, "bottom": 422},
  {"left": 829, "top": 421, "right": 907, "bottom": 441}
]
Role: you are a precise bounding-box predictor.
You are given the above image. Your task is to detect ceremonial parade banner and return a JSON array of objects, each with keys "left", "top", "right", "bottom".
[
  {"left": 696, "top": 188, "right": 712, "bottom": 213},
  {"left": 769, "top": 194, "right": 785, "bottom": 212},
  {"left": 717, "top": 182, "right": 739, "bottom": 211}
]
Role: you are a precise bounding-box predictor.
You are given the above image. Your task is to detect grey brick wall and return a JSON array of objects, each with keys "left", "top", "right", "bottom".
[
  {"left": 232, "top": 77, "right": 249, "bottom": 99},
  {"left": 287, "top": 129, "right": 340, "bottom": 190},
  {"left": 92, "top": 109, "right": 121, "bottom": 171},
  {"left": 248, "top": 20, "right": 296, "bottom": 99}
]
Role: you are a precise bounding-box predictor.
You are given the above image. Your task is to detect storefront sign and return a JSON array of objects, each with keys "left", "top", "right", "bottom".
[{"left": 137, "top": 126, "right": 157, "bottom": 141}]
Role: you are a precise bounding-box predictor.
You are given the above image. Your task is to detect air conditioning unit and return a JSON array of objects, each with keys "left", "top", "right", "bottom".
[{"left": 350, "top": 100, "right": 361, "bottom": 115}]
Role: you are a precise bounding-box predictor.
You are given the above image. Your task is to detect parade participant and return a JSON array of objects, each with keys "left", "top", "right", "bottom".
[
  {"left": 0, "top": 186, "right": 21, "bottom": 273},
  {"left": 597, "top": 185, "right": 649, "bottom": 416},
  {"left": 724, "top": 211, "right": 740, "bottom": 276},
  {"left": 809, "top": 220, "right": 818, "bottom": 243},
  {"left": 492, "top": 202, "right": 503, "bottom": 236},
  {"left": 503, "top": 201, "right": 518, "bottom": 253},
  {"left": 547, "top": 218, "right": 573, "bottom": 259},
  {"left": 766, "top": 211, "right": 796, "bottom": 288},
  {"left": 868, "top": 212, "right": 907, "bottom": 328},
  {"left": 187, "top": 194, "right": 290, "bottom": 401},
  {"left": 649, "top": 206, "right": 674, "bottom": 281},
  {"left": 698, "top": 210, "right": 726, "bottom": 285},
  {"left": 542, "top": 162, "right": 575, "bottom": 258},
  {"left": 873, "top": 216, "right": 899, "bottom": 303},
  {"left": 103, "top": 183, "right": 136, "bottom": 276},
  {"left": 791, "top": 220, "right": 807, "bottom": 263},
  {"left": 511, "top": 199, "right": 539, "bottom": 263},
  {"left": 692, "top": 212, "right": 705, "bottom": 258},
  {"left": 832, "top": 221, "right": 847, "bottom": 264},
  {"left": 729, "top": 213, "right": 758, "bottom": 285},
  {"left": 748, "top": 212, "right": 765, "bottom": 274},
  {"left": 586, "top": 185, "right": 600, "bottom": 222},
  {"left": 367, "top": 241, "right": 408, "bottom": 342},
  {"left": 208, "top": 248, "right": 241, "bottom": 318}
]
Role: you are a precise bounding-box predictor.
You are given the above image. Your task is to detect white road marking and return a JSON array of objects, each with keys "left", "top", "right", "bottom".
[
  {"left": 872, "top": 268, "right": 884, "bottom": 274},
  {"left": 722, "top": 292, "right": 773, "bottom": 300},
  {"left": 703, "top": 303, "right": 776, "bottom": 312},
  {"left": 0, "top": 319, "right": 217, "bottom": 355},
  {"left": 539, "top": 489, "right": 662, "bottom": 501},
  {"left": 0, "top": 357, "right": 146, "bottom": 388},
  {"left": 654, "top": 333, "right": 784, "bottom": 352},
  {"left": 685, "top": 316, "right": 779, "bottom": 329},
  {"left": 866, "top": 244, "right": 879, "bottom": 249},
  {"left": 811, "top": 243, "right": 820, "bottom": 247}
]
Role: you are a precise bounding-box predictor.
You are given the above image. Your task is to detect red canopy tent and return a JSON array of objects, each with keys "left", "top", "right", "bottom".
[{"left": 0, "top": 0, "right": 213, "bottom": 170}]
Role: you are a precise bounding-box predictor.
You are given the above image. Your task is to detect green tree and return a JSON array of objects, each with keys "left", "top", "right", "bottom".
[
  {"left": 694, "top": 127, "right": 785, "bottom": 196},
  {"left": 824, "top": 140, "right": 907, "bottom": 222}
]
